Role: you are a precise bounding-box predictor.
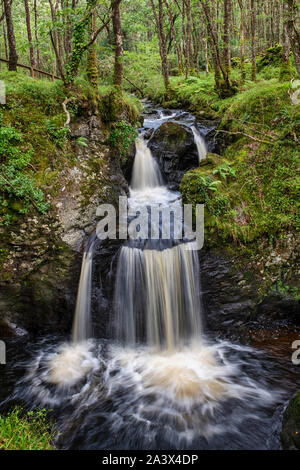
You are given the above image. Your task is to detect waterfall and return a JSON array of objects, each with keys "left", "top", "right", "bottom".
[
  {"left": 114, "top": 244, "right": 201, "bottom": 351},
  {"left": 131, "top": 136, "right": 163, "bottom": 189},
  {"left": 114, "top": 128, "right": 203, "bottom": 352},
  {"left": 72, "top": 239, "right": 95, "bottom": 343},
  {"left": 191, "top": 126, "right": 207, "bottom": 162}
]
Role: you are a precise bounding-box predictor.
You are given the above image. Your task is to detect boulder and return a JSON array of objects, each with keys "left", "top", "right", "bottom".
[{"left": 148, "top": 121, "right": 199, "bottom": 190}]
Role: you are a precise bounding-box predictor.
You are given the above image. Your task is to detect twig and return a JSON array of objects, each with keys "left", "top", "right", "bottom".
[
  {"left": 62, "top": 97, "right": 72, "bottom": 127},
  {"left": 216, "top": 129, "right": 275, "bottom": 145},
  {"left": 124, "top": 76, "right": 144, "bottom": 96}
]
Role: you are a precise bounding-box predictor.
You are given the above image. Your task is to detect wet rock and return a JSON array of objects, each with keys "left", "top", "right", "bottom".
[
  {"left": 281, "top": 391, "right": 300, "bottom": 450},
  {"left": 148, "top": 121, "right": 199, "bottom": 190},
  {"left": 199, "top": 248, "right": 300, "bottom": 341},
  {"left": 199, "top": 249, "right": 257, "bottom": 337},
  {"left": 0, "top": 107, "right": 128, "bottom": 336}
]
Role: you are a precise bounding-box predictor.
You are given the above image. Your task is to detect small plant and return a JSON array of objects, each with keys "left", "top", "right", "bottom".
[
  {"left": 0, "top": 407, "right": 55, "bottom": 450},
  {"left": 0, "top": 123, "right": 49, "bottom": 225},
  {"left": 76, "top": 136, "right": 89, "bottom": 147},
  {"left": 46, "top": 119, "right": 70, "bottom": 148},
  {"left": 109, "top": 120, "right": 138, "bottom": 157},
  {"left": 213, "top": 163, "right": 236, "bottom": 181}
]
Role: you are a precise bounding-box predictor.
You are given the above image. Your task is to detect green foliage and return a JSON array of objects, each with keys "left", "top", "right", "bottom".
[
  {"left": 110, "top": 120, "right": 138, "bottom": 158},
  {"left": 99, "top": 86, "right": 141, "bottom": 124},
  {"left": 0, "top": 71, "right": 65, "bottom": 114},
  {"left": 212, "top": 162, "right": 236, "bottom": 181},
  {"left": 0, "top": 407, "right": 55, "bottom": 450},
  {"left": 0, "top": 122, "right": 49, "bottom": 225},
  {"left": 257, "top": 44, "right": 284, "bottom": 71},
  {"left": 46, "top": 118, "right": 70, "bottom": 148},
  {"left": 273, "top": 280, "right": 300, "bottom": 301}
]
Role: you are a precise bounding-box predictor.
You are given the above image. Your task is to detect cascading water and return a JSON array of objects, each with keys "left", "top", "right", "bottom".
[
  {"left": 131, "top": 136, "right": 163, "bottom": 189},
  {"left": 114, "top": 245, "right": 201, "bottom": 351},
  {"left": 5, "top": 107, "right": 298, "bottom": 450},
  {"left": 72, "top": 238, "right": 95, "bottom": 343},
  {"left": 191, "top": 125, "right": 207, "bottom": 162},
  {"left": 115, "top": 132, "right": 202, "bottom": 352}
]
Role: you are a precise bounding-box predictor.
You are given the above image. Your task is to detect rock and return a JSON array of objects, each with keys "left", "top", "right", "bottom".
[
  {"left": 148, "top": 121, "right": 199, "bottom": 190},
  {"left": 0, "top": 105, "right": 129, "bottom": 336},
  {"left": 199, "top": 152, "right": 227, "bottom": 169},
  {"left": 281, "top": 391, "right": 300, "bottom": 450}
]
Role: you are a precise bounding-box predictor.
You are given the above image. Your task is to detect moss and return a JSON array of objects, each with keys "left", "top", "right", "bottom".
[
  {"left": 98, "top": 86, "right": 141, "bottom": 124},
  {"left": 257, "top": 44, "right": 284, "bottom": 71},
  {"left": 279, "top": 60, "right": 293, "bottom": 82},
  {"left": 154, "top": 121, "right": 191, "bottom": 148},
  {"left": 282, "top": 391, "right": 300, "bottom": 450}
]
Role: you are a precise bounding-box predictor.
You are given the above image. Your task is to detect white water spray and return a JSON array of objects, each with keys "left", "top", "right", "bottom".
[
  {"left": 191, "top": 125, "right": 207, "bottom": 162},
  {"left": 72, "top": 240, "right": 95, "bottom": 343},
  {"left": 131, "top": 136, "right": 163, "bottom": 190}
]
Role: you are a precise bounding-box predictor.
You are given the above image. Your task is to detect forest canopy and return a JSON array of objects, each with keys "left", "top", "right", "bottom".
[{"left": 0, "top": 0, "right": 299, "bottom": 96}]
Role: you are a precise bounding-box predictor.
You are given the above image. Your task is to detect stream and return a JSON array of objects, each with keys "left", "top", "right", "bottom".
[{"left": 0, "top": 106, "right": 299, "bottom": 450}]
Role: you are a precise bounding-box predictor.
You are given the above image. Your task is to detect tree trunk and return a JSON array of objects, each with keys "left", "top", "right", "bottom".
[
  {"left": 163, "top": 0, "right": 182, "bottom": 73},
  {"left": 34, "top": 0, "right": 41, "bottom": 70},
  {"left": 186, "top": 0, "right": 193, "bottom": 71},
  {"left": 223, "top": 0, "right": 231, "bottom": 76},
  {"left": 3, "top": 0, "right": 18, "bottom": 71},
  {"left": 86, "top": 8, "right": 98, "bottom": 88},
  {"left": 250, "top": 0, "right": 257, "bottom": 82},
  {"left": 238, "top": 0, "right": 246, "bottom": 83},
  {"left": 150, "top": 0, "right": 169, "bottom": 92},
  {"left": 286, "top": 0, "right": 300, "bottom": 79},
  {"left": 24, "top": 0, "right": 35, "bottom": 77},
  {"left": 2, "top": 1, "right": 8, "bottom": 61},
  {"left": 112, "top": 0, "right": 124, "bottom": 88}
]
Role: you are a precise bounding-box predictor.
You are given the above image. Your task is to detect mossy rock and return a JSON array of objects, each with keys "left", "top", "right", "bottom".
[
  {"left": 153, "top": 121, "right": 190, "bottom": 148},
  {"left": 257, "top": 44, "right": 283, "bottom": 71},
  {"left": 180, "top": 167, "right": 210, "bottom": 204},
  {"left": 199, "top": 152, "right": 229, "bottom": 170},
  {"left": 281, "top": 391, "right": 300, "bottom": 450}
]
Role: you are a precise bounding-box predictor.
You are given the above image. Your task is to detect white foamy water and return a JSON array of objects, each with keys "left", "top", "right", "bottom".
[
  {"left": 191, "top": 125, "right": 207, "bottom": 162},
  {"left": 16, "top": 338, "right": 281, "bottom": 447},
  {"left": 72, "top": 240, "right": 95, "bottom": 343},
  {"left": 46, "top": 341, "right": 99, "bottom": 387},
  {"left": 143, "top": 110, "right": 178, "bottom": 128},
  {"left": 131, "top": 137, "right": 163, "bottom": 190}
]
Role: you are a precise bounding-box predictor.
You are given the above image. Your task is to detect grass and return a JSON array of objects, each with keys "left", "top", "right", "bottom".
[{"left": 0, "top": 407, "right": 55, "bottom": 450}]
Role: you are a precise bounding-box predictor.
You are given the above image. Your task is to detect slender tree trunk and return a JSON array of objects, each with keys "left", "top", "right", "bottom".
[
  {"left": 238, "top": 0, "right": 246, "bottom": 83},
  {"left": 150, "top": 0, "right": 169, "bottom": 92},
  {"left": 86, "top": 8, "right": 98, "bottom": 88},
  {"left": 24, "top": 0, "right": 35, "bottom": 77},
  {"left": 112, "top": 0, "right": 124, "bottom": 88},
  {"left": 186, "top": 0, "right": 193, "bottom": 70},
  {"left": 34, "top": 0, "right": 41, "bottom": 69},
  {"left": 200, "top": 1, "right": 226, "bottom": 83},
  {"left": 2, "top": 1, "right": 8, "bottom": 61},
  {"left": 163, "top": 0, "right": 182, "bottom": 73},
  {"left": 250, "top": 0, "right": 257, "bottom": 81},
  {"left": 3, "top": 0, "right": 18, "bottom": 71},
  {"left": 223, "top": 0, "right": 231, "bottom": 76},
  {"left": 204, "top": 36, "right": 209, "bottom": 74},
  {"left": 286, "top": 0, "right": 300, "bottom": 79}
]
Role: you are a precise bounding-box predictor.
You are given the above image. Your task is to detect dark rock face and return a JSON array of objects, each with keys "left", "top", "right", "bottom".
[
  {"left": 281, "top": 391, "right": 300, "bottom": 450},
  {"left": 199, "top": 248, "right": 300, "bottom": 341},
  {"left": 200, "top": 249, "right": 257, "bottom": 338},
  {"left": 148, "top": 121, "right": 199, "bottom": 190},
  {"left": 0, "top": 107, "right": 128, "bottom": 338},
  {"left": 91, "top": 238, "right": 123, "bottom": 339}
]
